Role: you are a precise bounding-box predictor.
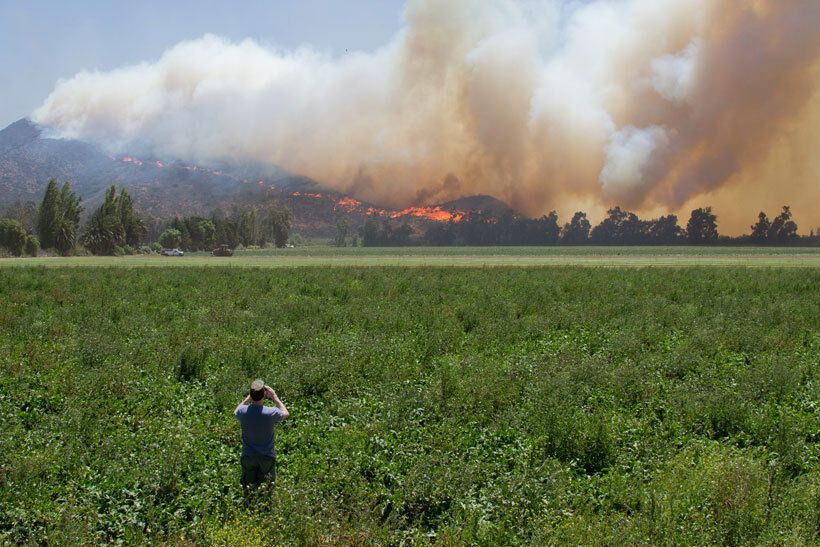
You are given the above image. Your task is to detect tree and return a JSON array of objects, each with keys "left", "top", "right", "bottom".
[
  {"left": 265, "top": 208, "right": 292, "bottom": 248},
  {"left": 239, "top": 208, "right": 258, "bottom": 247},
  {"left": 38, "top": 180, "right": 82, "bottom": 254},
  {"left": 82, "top": 186, "right": 126, "bottom": 255},
  {"left": 590, "top": 207, "right": 644, "bottom": 244},
  {"left": 159, "top": 228, "right": 183, "bottom": 249},
  {"left": 686, "top": 207, "right": 718, "bottom": 244},
  {"left": 424, "top": 222, "right": 456, "bottom": 246},
  {"left": 768, "top": 206, "right": 798, "bottom": 243},
  {"left": 37, "top": 179, "right": 60, "bottom": 249},
  {"left": 2, "top": 201, "right": 38, "bottom": 233},
  {"left": 117, "top": 189, "right": 146, "bottom": 246},
  {"left": 24, "top": 234, "right": 40, "bottom": 257},
  {"left": 192, "top": 219, "right": 216, "bottom": 250},
  {"left": 362, "top": 217, "right": 386, "bottom": 246},
  {"left": 561, "top": 212, "right": 591, "bottom": 244},
  {"left": 646, "top": 215, "right": 682, "bottom": 244},
  {"left": 750, "top": 212, "right": 771, "bottom": 243},
  {"left": 334, "top": 220, "right": 349, "bottom": 247},
  {"left": 362, "top": 217, "right": 413, "bottom": 246},
  {"left": 0, "top": 218, "right": 28, "bottom": 256}
]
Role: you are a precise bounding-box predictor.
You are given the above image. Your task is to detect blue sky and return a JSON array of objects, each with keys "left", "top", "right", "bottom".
[{"left": 0, "top": 0, "right": 406, "bottom": 128}]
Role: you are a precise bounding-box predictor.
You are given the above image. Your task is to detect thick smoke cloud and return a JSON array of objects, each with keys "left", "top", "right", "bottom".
[{"left": 33, "top": 0, "right": 820, "bottom": 232}]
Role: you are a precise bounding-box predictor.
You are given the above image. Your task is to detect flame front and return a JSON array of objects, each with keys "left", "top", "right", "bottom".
[{"left": 390, "top": 206, "right": 463, "bottom": 222}]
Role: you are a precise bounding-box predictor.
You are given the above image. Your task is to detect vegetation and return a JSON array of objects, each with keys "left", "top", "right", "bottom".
[
  {"left": 751, "top": 206, "right": 799, "bottom": 244},
  {"left": 0, "top": 219, "right": 28, "bottom": 256},
  {"left": 158, "top": 228, "right": 183, "bottom": 249},
  {"left": 82, "top": 186, "right": 147, "bottom": 255},
  {"left": 36, "top": 179, "right": 82, "bottom": 255},
  {"left": 1, "top": 180, "right": 816, "bottom": 255},
  {"left": 410, "top": 205, "right": 815, "bottom": 247},
  {"left": 168, "top": 206, "right": 293, "bottom": 251},
  {"left": 362, "top": 217, "right": 413, "bottom": 246},
  {"left": 0, "top": 266, "right": 816, "bottom": 544}
]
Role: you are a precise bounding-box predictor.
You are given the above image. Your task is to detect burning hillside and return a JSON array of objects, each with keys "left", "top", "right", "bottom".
[{"left": 287, "top": 190, "right": 472, "bottom": 226}]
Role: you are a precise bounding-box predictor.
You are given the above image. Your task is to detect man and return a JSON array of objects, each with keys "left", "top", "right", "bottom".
[{"left": 234, "top": 379, "right": 289, "bottom": 495}]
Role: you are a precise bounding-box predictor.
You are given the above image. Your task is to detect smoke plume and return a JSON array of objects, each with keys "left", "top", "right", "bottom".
[{"left": 32, "top": 0, "right": 820, "bottom": 233}]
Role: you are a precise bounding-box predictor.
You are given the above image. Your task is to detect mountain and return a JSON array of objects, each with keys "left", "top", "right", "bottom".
[
  {"left": 0, "top": 118, "right": 254, "bottom": 218},
  {"left": 0, "top": 118, "right": 517, "bottom": 237}
]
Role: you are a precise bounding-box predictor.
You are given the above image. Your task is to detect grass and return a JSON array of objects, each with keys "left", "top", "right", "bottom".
[
  {"left": 0, "top": 266, "right": 818, "bottom": 544},
  {"left": 0, "top": 245, "right": 818, "bottom": 268}
]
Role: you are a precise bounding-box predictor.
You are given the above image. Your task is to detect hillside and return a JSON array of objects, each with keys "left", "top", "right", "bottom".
[{"left": 0, "top": 118, "right": 515, "bottom": 237}]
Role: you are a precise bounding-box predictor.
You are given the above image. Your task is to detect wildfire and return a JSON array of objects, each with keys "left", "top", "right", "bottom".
[
  {"left": 121, "top": 156, "right": 143, "bottom": 166},
  {"left": 389, "top": 206, "right": 464, "bottom": 222},
  {"left": 291, "top": 192, "right": 323, "bottom": 198},
  {"left": 335, "top": 196, "right": 362, "bottom": 212},
  {"left": 155, "top": 160, "right": 164, "bottom": 168}
]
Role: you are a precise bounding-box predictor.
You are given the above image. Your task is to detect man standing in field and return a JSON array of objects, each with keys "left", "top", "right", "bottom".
[{"left": 234, "top": 379, "right": 289, "bottom": 496}]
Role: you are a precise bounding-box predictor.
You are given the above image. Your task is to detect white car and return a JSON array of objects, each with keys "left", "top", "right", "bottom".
[{"left": 161, "top": 248, "right": 184, "bottom": 256}]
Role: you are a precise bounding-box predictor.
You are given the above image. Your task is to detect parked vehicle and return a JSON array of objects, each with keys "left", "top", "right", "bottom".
[
  {"left": 161, "top": 248, "right": 184, "bottom": 256},
  {"left": 212, "top": 245, "right": 234, "bottom": 257}
]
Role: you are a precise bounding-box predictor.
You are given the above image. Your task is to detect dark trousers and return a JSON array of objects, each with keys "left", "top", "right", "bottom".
[{"left": 240, "top": 454, "right": 276, "bottom": 495}]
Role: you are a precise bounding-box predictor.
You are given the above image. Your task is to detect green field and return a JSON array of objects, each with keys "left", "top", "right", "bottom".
[
  {"left": 1, "top": 266, "right": 818, "bottom": 544},
  {"left": 1, "top": 245, "right": 819, "bottom": 268}
]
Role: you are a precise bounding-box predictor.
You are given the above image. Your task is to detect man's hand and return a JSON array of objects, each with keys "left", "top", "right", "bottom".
[{"left": 265, "top": 386, "right": 289, "bottom": 419}]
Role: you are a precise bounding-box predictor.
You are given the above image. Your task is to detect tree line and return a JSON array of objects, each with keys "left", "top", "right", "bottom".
[
  {"left": 359, "top": 205, "right": 814, "bottom": 246},
  {"left": 0, "top": 180, "right": 293, "bottom": 256},
  {"left": 157, "top": 207, "right": 292, "bottom": 252},
  {"left": 0, "top": 179, "right": 816, "bottom": 256}
]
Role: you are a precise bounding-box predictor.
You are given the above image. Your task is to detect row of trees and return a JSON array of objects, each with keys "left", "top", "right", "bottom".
[
  {"left": 0, "top": 179, "right": 294, "bottom": 256},
  {"left": 157, "top": 207, "right": 293, "bottom": 251},
  {"left": 357, "top": 205, "right": 808, "bottom": 247},
  {"left": 413, "top": 207, "right": 712, "bottom": 247}
]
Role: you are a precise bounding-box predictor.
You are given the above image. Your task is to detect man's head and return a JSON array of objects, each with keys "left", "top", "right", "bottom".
[{"left": 250, "top": 379, "right": 265, "bottom": 402}]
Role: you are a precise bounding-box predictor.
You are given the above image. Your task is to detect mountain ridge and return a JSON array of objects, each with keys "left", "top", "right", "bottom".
[{"left": 0, "top": 118, "right": 515, "bottom": 236}]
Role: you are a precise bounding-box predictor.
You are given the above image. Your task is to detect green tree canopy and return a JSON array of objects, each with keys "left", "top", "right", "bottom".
[
  {"left": 264, "top": 208, "right": 293, "bottom": 248},
  {"left": 767, "top": 206, "right": 798, "bottom": 243},
  {"left": 38, "top": 180, "right": 83, "bottom": 255},
  {"left": 158, "top": 228, "right": 183, "bottom": 249},
  {"left": 686, "top": 207, "right": 719, "bottom": 244},
  {"left": 562, "top": 211, "right": 591, "bottom": 244},
  {"left": 0, "top": 218, "right": 28, "bottom": 256},
  {"left": 82, "top": 186, "right": 146, "bottom": 255}
]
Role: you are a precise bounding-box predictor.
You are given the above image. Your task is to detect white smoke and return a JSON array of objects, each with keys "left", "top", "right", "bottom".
[
  {"left": 600, "top": 125, "right": 670, "bottom": 199},
  {"left": 32, "top": 0, "right": 820, "bottom": 231}
]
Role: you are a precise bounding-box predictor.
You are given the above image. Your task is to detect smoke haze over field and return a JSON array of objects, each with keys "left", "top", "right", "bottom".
[{"left": 32, "top": 0, "right": 820, "bottom": 233}]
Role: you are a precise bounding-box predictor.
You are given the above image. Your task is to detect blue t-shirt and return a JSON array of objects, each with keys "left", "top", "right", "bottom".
[{"left": 235, "top": 404, "right": 286, "bottom": 457}]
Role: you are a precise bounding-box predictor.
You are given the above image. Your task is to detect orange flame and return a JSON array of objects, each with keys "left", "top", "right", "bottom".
[
  {"left": 389, "top": 206, "right": 464, "bottom": 222},
  {"left": 335, "top": 196, "right": 362, "bottom": 212},
  {"left": 291, "top": 192, "right": 323, "bottom": 198},
  {"left": 121, "top": 156, "right": 143, "bottom": 166}
]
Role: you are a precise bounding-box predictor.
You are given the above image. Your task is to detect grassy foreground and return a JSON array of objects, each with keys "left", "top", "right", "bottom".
[
  {"left": 0, "top": 266, "right": 818, "bottom": 544},
  {"left": 1, "top": 245, "right": 819, "bottom": 268}
]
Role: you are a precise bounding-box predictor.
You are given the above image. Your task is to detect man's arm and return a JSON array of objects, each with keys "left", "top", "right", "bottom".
[
  {"left": 234, "top": 394, "right": 251, "bottom": 416},
  {"left": 265, "top": 386, "right": 289, "bottom": 419}
]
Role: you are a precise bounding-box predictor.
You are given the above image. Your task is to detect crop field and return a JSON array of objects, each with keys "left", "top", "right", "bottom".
[
  {"left": 0, "top": 266, "right": 818, "bottom": 544},
  {"left": 1, "top": 245, "right": 819, "bottom": 268}
]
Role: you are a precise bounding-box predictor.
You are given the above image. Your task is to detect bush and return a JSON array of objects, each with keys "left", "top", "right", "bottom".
[
  {"left": 24, "top": 234, "right": 40, "bottom": 256},
  {"left": 0, "top": 218, "right": 27, "bottom": 256}
]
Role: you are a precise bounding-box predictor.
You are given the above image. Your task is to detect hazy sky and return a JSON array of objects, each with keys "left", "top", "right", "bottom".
[{"left": 0, "top": 0, "right": 405, "bottom": 128}]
